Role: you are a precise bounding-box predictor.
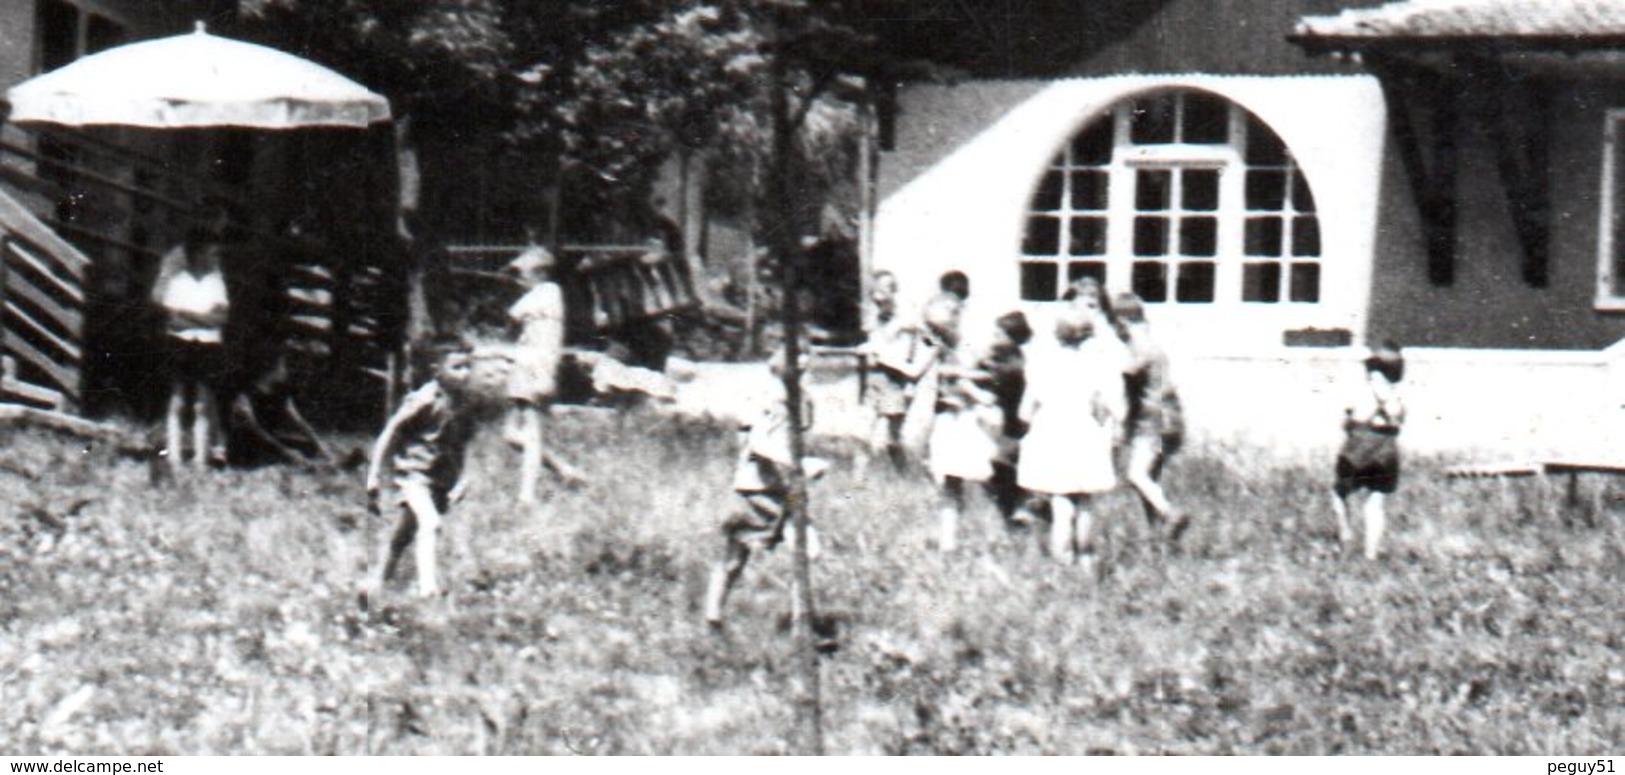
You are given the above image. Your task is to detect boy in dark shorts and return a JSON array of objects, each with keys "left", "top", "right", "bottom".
[
  {"left": 363, "top": 346, "right": 483, "bottom": 603},
  {"left": 703, "top": 348, "right": 828, "bottom": 628},
  {"left": 1332, "top": 341, "right": 1405, "bottom": 560}
]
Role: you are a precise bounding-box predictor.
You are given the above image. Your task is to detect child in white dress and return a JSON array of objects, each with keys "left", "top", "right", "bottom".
[
  {"left": 1019, "top": 308, "right": 1125, "bottom": 569},
  {"left": 923, "top": 296, "right": 998, "bottom": 553},
  {"left": 503, "top": 242, "right": 567, "bottom": 505}
]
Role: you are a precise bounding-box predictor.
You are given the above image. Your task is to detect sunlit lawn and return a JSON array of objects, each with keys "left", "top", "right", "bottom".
[{"left": 1, "top": 408, "right": 1621, "bottom": 754}]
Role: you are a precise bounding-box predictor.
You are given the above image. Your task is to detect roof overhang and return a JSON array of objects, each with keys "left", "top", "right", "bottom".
[{"left": 1290, "top": 0, "right": 1625, "bottom": 58}]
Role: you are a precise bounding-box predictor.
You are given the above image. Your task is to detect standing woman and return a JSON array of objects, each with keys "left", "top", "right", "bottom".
[
  {"left": 1018, "top": 308, "right": 1125, "bottom": 570},
  {"left": 153, "top": 224, "right": 231, "bottom": 474},
  {"left": 504, "top": 239, "right": 566, "bottom": 505}
]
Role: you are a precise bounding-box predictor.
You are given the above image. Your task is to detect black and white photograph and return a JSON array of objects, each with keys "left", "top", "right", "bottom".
[{"left": 0, "top": 0, "right": 1621, "bottom": 757}]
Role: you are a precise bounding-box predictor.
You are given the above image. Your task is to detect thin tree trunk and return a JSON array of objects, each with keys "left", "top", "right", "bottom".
[{"left": 768, "top": 35, "right": 824, "bottom": 756}]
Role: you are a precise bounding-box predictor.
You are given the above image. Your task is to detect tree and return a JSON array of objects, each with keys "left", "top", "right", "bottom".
[{"left": 224, "top": 5, "right": 942, "bottom": 749}]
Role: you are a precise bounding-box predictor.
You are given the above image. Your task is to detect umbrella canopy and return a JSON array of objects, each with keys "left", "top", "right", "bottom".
[{"left": 5, "top": 23, "right": 390, "bottom": 129}]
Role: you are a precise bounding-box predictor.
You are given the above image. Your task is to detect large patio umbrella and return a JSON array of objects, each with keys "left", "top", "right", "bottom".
[{"left": 5, "top": 22, "right": 390, "bottom": 129}]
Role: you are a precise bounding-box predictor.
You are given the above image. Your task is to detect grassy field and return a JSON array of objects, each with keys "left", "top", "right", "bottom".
[{"left": 1, "top": 409, "right": 1622, "bottom": 755}]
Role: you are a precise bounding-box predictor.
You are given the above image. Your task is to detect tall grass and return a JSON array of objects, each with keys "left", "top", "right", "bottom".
[{"left": 0, "top": 413, "right": 1620, "bottom": 754}]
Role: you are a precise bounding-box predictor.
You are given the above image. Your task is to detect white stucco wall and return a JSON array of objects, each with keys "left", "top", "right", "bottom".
[
  {"left": 874, "top": 75, "right": 1387, "bottom": 358},
  {"left": 1176, "top": 346, "right": 1625, "bottom": 458}
]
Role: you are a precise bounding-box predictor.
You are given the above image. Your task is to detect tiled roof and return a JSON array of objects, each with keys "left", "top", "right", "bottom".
[{"left": 1296, "top": 0, "right": 1625, "bottom": 40}]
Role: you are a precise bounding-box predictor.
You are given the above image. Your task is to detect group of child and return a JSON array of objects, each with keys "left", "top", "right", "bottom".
[{"left": 360, "top": 259, "right": 1407, "bottom": 623}]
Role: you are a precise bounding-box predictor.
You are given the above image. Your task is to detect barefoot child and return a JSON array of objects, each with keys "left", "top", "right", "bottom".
[
  {"left": 703, "top": 349, "right": 828, "bottom": 627},
  {"left": 1333, "top": 341, "right": 1406, "bottom": 560},
  {"left": 363, "top": 346, "right": 484, "bottom": 602}
]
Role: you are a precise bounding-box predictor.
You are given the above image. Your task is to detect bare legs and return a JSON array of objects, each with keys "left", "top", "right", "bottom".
[
  {"left": 1126, "top": 436, "right": 1188, "bottom": 544},
  {"left": 1332, "top": 489, "right": 1386, "bottom": 560},
  {"left": 515, "top": 405, "right": 544, "bottom": 504},
  {"left": 704, "top": 492, "right": 817, "bottom": 627},
  {"left": 366, "top": 482, "right": 446, "bottom": 602},
  {"left": 867, "top": 413, "right": 907, "bottom": 471},
  {"left": 1048, "top": 493, "right": 1096, "bottom": 569},
  {"left": 937, "top": 476, "right": 965, "bottom": 553},
  {"left": 165, "top": 378, "right": 218, "bottom": 474}
]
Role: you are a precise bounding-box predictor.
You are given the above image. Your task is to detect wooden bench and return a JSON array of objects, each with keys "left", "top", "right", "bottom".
[{"left": 1442, "top": 459, "right": 1625, "bottom": 528}]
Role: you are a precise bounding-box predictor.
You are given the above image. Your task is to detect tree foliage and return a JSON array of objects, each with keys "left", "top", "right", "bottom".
[{"left": 232, "top": 0, "right": 930, "bottom": 221}]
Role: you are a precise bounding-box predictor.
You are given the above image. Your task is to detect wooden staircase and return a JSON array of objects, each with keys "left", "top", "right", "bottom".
[
  {"left": 0, "top": 119, "right": 408, "bottom": 418},
  {"left": 0, "top": 185, "right": 89, "bottom": 409}
]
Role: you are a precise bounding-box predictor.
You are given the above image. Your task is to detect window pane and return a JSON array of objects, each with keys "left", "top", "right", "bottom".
[
  {"left": 1179, "top": 217, "right": 1217, "bottom": 257},
  {"left": 1245, "top": 217, "right": 1283, "bottom": 256},
  {"left": 1134, "top": 216, "right": 1169, "bottom": 256},
  {"left": 1131, "top": 94, "right": 1177, "bottom": 144},
  {"left": 1290, "top": 262, "right": 1321, "bottom": 302},
  {"left": 1242, "top": 262, "right": 1282, "bottom": 303},
  {"left": 1071, "top": 170, "right": 1108, "bottom": 210},
  {"left": 1182, "top": 169, "right": 1219, "bottom": 211},
  {"left": 1023, "top": 216, "right": 1061, "bottom": 255},
  {"left": 1020, "top": 261, "right": 1059, "bottom": 301},
  {"left": 1245, "top": 115, "right": 1287, "bottom": 165},
  {"left": 1070, "top": 117, "right": 1114, "bottom": 165},
  {"left": 1182, "top": 92, "right": 1229, "bottom": 144},
  {"left": 1132, "top": 261, "right": 1168, "bottom": 302},
  {"left": 1246, "top": 170, "right": 1286, "bottom": 211},
  {"left": 1067, "top": 261, "right": 1107, "bottom": 286},
  {"left": 1292, "top": 216, "right": 1321, "bottom": 256},
  {"left": 1136, "top": 170, "right": 1171, "bottom": 211},
  {"left": 1291, "top": 170, "right": 1317, "bottom": 212},
  {"left": 1033, "top": 170, "right": 1063, "bottom": 211},
  {"left": 1068, "top": 217, "right": 1107, "bottom": 255},
  {"left": 1175, "top": 261, "right": 1216, "bottom": 303}
]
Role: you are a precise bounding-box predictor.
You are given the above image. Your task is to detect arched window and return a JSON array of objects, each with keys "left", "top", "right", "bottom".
[{"left": 1020, "top": 89, "right": 1321, "bottom": 305}]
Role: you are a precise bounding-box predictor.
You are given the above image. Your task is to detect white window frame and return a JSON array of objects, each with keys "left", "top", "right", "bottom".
[
  {"left": 1018, "top": 89, "right": 1323, "bottom": 306},
  {"left": 1595, "top": 109, "right": 1625, "bottom": 311}
]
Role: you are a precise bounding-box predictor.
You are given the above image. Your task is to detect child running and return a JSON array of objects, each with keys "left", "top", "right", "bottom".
[
  {"left": 1333, "top": 341, "right": 1406, "bottom": 560},
  {"left": 1113, "top": 292, "right": 1189, "bottom": 544},
  {"left": 363, "top": 345, "right": 485, "bottom": 603},
  {"left": 1018, "top": 308, "right": 1125, "bottom": 570},
  {"left": 703, "top": 348, "right": 828, "bottom": 628}
]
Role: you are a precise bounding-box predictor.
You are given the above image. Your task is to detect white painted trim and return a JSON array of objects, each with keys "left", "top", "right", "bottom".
[{"left": 1595, "top": 108, "right": 1625, "bottom": 311}]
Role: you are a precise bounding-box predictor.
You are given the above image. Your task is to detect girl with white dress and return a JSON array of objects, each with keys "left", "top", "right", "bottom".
[
  {"left": 503, "top": 242, "right": 566, "bottom": 505},
  {"left": 1018, "top": 308, "right": 1125, "bottom": 569},
  {"left": 923, "top": 295, "right": 998, "bottom": 553}
]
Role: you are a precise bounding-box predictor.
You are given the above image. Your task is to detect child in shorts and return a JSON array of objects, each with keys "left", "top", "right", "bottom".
[
  {"left": 864, "top": 271, "right": 934, "bottom": 470},
  {"left": 703, "top": 348, "right": 828, "bottom": 627},
  {"left": 363, "top": 346, "right": 483, "bottom": 602},
  {"left": 1332, "top": 341, "right": 1405, "bottom": 561}
]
